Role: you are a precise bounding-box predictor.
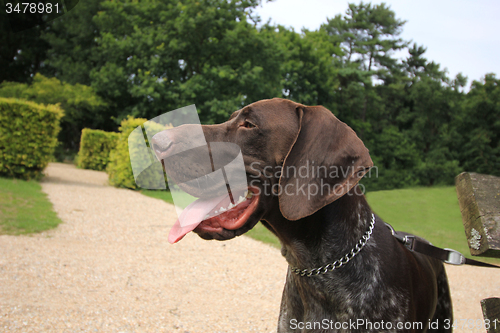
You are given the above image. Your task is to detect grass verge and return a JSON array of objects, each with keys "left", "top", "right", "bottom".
[
  {"left": 141, "top": 189, "right": 174, "bottom": 204},
  {"left": 0, "top": 177, "right": 62, "bottom": 235}
]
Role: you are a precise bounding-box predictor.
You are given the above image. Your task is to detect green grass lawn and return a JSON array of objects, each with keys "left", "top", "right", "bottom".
[
  {"left": 141, "top": 186, "right": 500, "bottom": 264},
  {"left": 367, "top": 186, "right": 465, "bottom": 252},
  {"left": 141, "top": 188, "right": 197, "bottom": 208},
  {"left": 141, "top": 189, "right": 175, "bottom": 204},
  {"left": 245, "top": 222, "right": 281, "bottom": 248},
  {"left": 0, "top": 177, "right": 62, "bottom": 235}
]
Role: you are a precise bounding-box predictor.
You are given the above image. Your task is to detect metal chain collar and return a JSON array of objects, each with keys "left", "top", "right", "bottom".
[{"left": 290, "top": 213, "right": 376, "bottom": 277}]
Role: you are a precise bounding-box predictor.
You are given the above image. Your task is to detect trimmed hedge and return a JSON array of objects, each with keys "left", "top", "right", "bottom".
[
  {"left": 107, "top": 116, "right": 167, "bottom": 189},
  {"left": 0, "top": 97, "right": 63, "bottom": 180},
  {"left": 77, "top": 128, "right": 119, "bottom": 171}
]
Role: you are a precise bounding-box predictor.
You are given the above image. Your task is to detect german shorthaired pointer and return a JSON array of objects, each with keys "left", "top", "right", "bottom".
[{"left": 152, "top": 98, "right": 453, "bottom": 332}]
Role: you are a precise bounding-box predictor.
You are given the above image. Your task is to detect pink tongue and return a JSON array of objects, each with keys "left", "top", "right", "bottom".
[{"left": 168, "top": 193, "right": 228, "bottom": 244}]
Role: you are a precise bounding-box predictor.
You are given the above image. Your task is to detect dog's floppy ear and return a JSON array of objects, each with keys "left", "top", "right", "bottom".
[{"left": 278, "top": 105, "right": 373, "bottom": 221}]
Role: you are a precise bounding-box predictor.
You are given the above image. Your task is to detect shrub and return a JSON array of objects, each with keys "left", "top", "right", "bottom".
[
  {"left": 0, "top": 97, "right": 63, "bottom": 180},
  {"left": 107, "top": 116, "right": 168, "bottom": 189},
  {"left": 0, "top": 74, "right": 108, "bottom": 153},
  {"left": 77, "top": 129, "right": 119, "bottom": 171}
]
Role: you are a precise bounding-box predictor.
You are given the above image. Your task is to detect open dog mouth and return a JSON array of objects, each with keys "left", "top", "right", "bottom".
[{"left": 168, "top": 186, "right": 260, "bottom": 243}]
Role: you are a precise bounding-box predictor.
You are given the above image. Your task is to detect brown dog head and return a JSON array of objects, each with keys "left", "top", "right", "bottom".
[{"left": 152, "top": 98, "right": 372, "bottom": 241}]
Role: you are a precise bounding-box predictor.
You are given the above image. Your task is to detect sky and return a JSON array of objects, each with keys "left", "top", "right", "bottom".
[{"left": 254, "top": 0, "right": 500, "bottom": 88}]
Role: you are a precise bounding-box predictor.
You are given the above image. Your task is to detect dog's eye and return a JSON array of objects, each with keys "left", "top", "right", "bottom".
[{"left": 240, "top": 120, "right": 256, "bottom": 129}]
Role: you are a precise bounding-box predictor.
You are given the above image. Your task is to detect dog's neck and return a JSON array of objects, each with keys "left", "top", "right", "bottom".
[
  {"left": 263, "top": 187, "right": 373, "bottom": 271},
  {"left": 263, "top": 187, "right": 379, "bottom": 323}
]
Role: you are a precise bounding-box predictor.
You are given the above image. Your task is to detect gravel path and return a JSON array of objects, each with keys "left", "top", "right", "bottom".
[{"left": 1, "top": 163, "right": 499, "bottom": 332}]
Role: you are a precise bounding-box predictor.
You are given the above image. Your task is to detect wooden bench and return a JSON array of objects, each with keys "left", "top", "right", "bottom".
[{"left": 456, "top": 172, "right": 500, "bottom": 333}]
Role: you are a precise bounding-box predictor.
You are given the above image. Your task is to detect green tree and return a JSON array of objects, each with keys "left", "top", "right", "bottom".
[
  {"left": 362, "top": 125, "right": 421, "bottom": 190},
  {"left": 0, "top": 74, "right": 108, "bottom": 153},
  {"left": 40, "top": 0, "right": 103, "bottom": 85},
  {"left": 322, "top": 2, "right": 408, "bottom": 139},
  {"left": 274, "top": 26, "right": 340, "bottom": 107},
  {"left": 324, "top": 2, "right": 407, "bottom": 77},
  {"left": 456, "top": 74, "right": 500, "bottom": 176},
  {"left": 402, "top": 45, "right": 464, "bottom": 185},
  {"left": 41, "top": 0, "right": 282, "bottom": 124},
  {"left": 0, "top": 11, "right": 50, "bottom": 83}
]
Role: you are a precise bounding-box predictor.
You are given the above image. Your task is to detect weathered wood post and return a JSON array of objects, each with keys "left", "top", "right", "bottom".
[{"left": 456, "top": 172, "right": 500, "bottom": 333}]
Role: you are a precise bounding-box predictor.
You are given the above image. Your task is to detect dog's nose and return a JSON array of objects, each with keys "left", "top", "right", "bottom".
[{"left": 151, "top": 131, "right": 173, "bottom": 161}]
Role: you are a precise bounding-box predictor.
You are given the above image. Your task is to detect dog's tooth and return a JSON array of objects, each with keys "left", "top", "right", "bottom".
[
  {"left": 238, "top": 196, "right": 244, "bottom": 203},
  {"left": 220, "top": 207, "right": 226, "bottom": 212},
  {"left": 246, "top": 191, "right": 253, "bottom": 199},
  {"left": 214, "top": 210, "right": 218, "bottom": 214},
  {"left": 228, "top": 202, "right": 235, "bottom": 209}
]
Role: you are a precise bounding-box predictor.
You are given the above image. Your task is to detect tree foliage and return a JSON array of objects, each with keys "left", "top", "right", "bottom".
[
  {"left": 0, "top": 13, "right": 50, "bottom": 83},
  {"left": 456, "top": 74, "right": 500, "bottom": 176},
  {"left": 39, "top": 0, "right": 282, "bottom": 124},
  {"left": 1, "top": 0, "right": 498, "bottom": 190}
]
